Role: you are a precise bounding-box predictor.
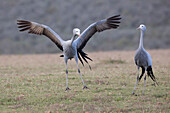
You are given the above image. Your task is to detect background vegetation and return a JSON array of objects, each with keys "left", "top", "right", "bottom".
[{"left": 0, "top": 0, "right": 170, "bottom": 54}]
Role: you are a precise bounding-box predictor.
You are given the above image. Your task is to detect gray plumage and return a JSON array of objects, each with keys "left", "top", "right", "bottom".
[
  {"left": 135, "top": 48, "right": 150, "bottom": 67},
  {"left": 133, "top": 24, "right": 158, "bottom": 95},
  {"left": 17, "top": 15, "right": 121, "bottom": 90},
  {"left": 75, "top": 15, "right": 121, "bottom": 50}
]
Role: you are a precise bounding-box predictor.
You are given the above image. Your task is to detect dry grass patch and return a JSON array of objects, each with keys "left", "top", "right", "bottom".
[{"left": 0, "top": 50, "right": 170, "bottom": 112}]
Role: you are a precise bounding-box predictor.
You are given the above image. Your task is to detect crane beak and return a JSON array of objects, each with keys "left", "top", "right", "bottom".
[
  {"left": 136, "top": 27, "right": 140, "bottom": 30},
  {"left": 78, "top": 34, "right": 81, "bottom": 38}
]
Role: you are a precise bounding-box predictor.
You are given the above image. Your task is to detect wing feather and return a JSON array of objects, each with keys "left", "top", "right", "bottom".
[
  {"left": 75, "top": 15, "right": 121, "bottom": 50},
  {"left": 17, "top": 20, "right": 63, "bottom": 51}
]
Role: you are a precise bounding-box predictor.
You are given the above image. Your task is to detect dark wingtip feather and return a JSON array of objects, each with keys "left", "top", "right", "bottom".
[
  {"left": 108, "top": 24, "right": 119, "bottom": 28},
  {"left": 107, "top": 15, "right": 121, "bottom": 29},
  {"left": 114, "top": 14, "right": 120, "bottom": 17},
  {"left": 107, "top": 15, "right": 121, "bottom": 21},
  {"left": 17, "top": 20, "right": 31, "bottom": 32},
  {"left": 17, "top": 20, "right": 30, "bottom": 23},
  {"left": 107, "top": 20, "right": 121, "bottom": 24},
  {"left": 18, "top": 25, "right": 30, "bottom": 28},
  {"left": 19, "top": 26, "right": 31, "bottom": 32}
]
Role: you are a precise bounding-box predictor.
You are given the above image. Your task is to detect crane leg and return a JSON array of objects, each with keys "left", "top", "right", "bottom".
[
  {"left": 75, "top": 56, "right": 88, "bottom": 89},
  {"left": 65, "top": 58, "right": 70, "bottom": 91},
  {"left": 143, "top": 72, "right": 147, "bottom": 95},
  {"left": 132, "top": 66, "right": 139, "bottom": 95}
]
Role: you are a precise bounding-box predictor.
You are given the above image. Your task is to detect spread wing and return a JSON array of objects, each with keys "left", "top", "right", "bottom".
[
  {"left": 75, "top": 15, "right": 121, "bottom": 50},
  {"left": 17, "top": 20, "right": 64, "bottom": 51}
]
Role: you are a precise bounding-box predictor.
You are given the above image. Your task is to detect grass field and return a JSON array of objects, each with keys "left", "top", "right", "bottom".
[{"left": 0, "top": 50, "right": 169, "bottom": 113}]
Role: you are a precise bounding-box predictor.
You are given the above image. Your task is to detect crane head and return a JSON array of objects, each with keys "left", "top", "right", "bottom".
[
  {"left": 73, "top": 28, "right": 81, "bottom": 38},
  {"left": 137, "top": 24, "right": 146, "bottom": 32}
]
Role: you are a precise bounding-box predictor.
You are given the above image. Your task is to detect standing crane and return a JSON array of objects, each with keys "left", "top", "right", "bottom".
[
  {"left": 133, "top": 24, "right": 158, "bottom": 95},
  {"left": 17, "top": 15, "right": 121, "bottom": 90}
]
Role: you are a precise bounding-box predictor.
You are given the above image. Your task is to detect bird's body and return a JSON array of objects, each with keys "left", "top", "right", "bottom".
[
  {"left": 135, "top": 48, "right": 152, "bottom": 67},
  {"left": 133, "top": 24, "right": 158, "bottom": 95},
  {"left": 63, "top": 41, "right": 76, "bottom": 60},
  {"left": 17, "top": 15, "right": 121, "bottom": 90}
]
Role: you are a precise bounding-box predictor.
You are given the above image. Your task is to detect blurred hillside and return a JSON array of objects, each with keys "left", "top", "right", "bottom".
[{"left": 0, "top": 0, "right": 170, "bottom": 54}]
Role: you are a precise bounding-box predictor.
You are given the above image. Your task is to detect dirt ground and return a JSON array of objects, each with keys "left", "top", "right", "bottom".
[{"left": 0, "top": 49, "right": 169, "bottom": 112}]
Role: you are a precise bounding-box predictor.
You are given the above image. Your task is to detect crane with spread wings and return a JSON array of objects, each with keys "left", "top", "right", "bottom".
[{"left": 17, "top": 15, "right": 121, "bottom": 90}]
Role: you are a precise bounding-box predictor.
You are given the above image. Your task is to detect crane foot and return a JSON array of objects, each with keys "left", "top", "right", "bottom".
[
  {"left": 132, "top": 92, "right": 137, "bottom": 96},
  {"left": 83, "top": 86, "right": 88, "bottom": 89},
  {"left": 65, "top": 87, "right": 71, "bottom": 91}
]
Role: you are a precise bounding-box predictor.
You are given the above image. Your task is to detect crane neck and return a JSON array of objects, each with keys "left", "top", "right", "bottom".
[
  {"left": 139, "top": 30, "right": 144, "bottom": 49},
  {"left": 71, "top": 34, "right": 76, "bottom": 45}
]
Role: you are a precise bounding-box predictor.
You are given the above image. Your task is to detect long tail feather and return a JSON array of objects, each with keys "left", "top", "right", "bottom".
[
  {"left": 80, "top": 52, "right": 92, "bottom": 70},
  {"left": 77, "top": 52, "right": 84, "bottom": 66},
  {"left": 147, "top": 66, "right": 159, "bottom": 86},
  {"left": 77, "top": 50, "right": 92, "bottom": 70},
  {"left": 139, "top": 66, "right": 145, "bottom": 81},
  {"left": 80, "top": 51, "right": 93, "bottom": 61}
]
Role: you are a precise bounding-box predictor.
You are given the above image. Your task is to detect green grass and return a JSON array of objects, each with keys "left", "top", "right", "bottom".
[{"left": 0, "top": 50, "right": 170, "bottom": 112}]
